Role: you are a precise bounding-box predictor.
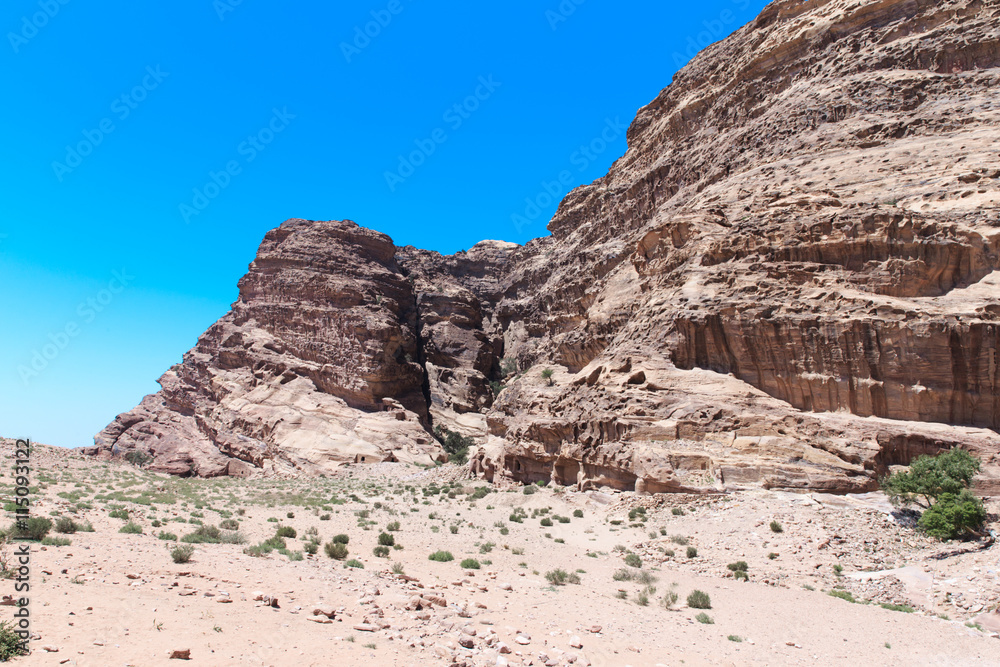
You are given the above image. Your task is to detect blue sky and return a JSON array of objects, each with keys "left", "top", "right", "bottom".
[{"left": 1, "top": 0, "right": 767, "bottom": 448}]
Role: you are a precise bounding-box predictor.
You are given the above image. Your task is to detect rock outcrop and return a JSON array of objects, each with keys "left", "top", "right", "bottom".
[{"left": 91, "top": 0, "right": 1000, "bottom": 491}]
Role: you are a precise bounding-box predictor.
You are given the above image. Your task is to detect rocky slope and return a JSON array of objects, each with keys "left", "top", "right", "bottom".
[{"left": 91, "top": 0, "right": 1000, "bottom": 491}]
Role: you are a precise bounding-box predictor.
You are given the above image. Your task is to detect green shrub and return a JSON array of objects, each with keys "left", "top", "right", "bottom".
[
  {"left": 545, "top": 568, "right": 568, "bottom": 585},
  {"left": 158, "top": 531, "right": 178, "bottom": 541},
  {"left": 55, "top": 517, "right": 78, "bottom": 534},
  {"left": 181, "top": 525, "right": 222, "bottom": 543},
  {"left": 109, "top": 509, "right": 129, "bottom": 520},
  {"left": 612, "top": 568, "right": 634, "bottom": 582},
  {"left": 428, "top": 550, "right": 454, "bottom": 562},
  {"left": 275, "top": 526, "right": 297, "bottom": 538},
  {"left": 119, "top": 522, "right": 143, "bottom": 534},
  {"left": 625, "top": 553, "right": 642, "bottom": 568},
  {"left": 686, "top": 546, "right": 698, "bottom": 558},
  {"left": 828, "top": 589, "right": 856, "bottom": 603},
  {"left": 11, "top": 517, "right": 53, "bottom": 541},
  {"left": 671, "top": 507, "right": 685, "bottom": 516},
  {"left": 41, "top": 536, "right": 71, "bottom": 546},
  {"left": 461, "top": 558, "right": 481, "bottom": 570},
  {"left": 728, "top": 635, "right": 743, "bottom": 642},
  {"left": 769, "top": 520, "right": 783, "bottom": 533},
  {"left": 220, "top": 519, "right": 240, "bottom": 530},
  {"left": 540, "top": 517, "right": 553, "bottom": 527},
  {"left": 727, "top": 561, "right": 748, "bottom": 573},
  {"left": 386, "top": 521, "right": 401, "bottom": 532},
  {"left": 345, "top": 559, "right": 364, "bottom": 569},
  {"left": 373, "top": 546, "right": 390, "bottom": 558},
  {"left": 325, "top": 541, "right": 348, "bottom": 560},
  {"left": 687, "top": 590, "right": 711, "bottom": 609},
  {"left": 320, "top": 514, "right": 331, "bottom": 521},
  {"left": 433, "top": 426, "right": 474, "bottom": 465},
  {"left": 918, "top": 490, "right": 987, "bottom": 540},
  {"left": 572, "top": 509, "right": 583, "bottom": 518},
  {"left": 880, "top": 603, "right": 914, "bottom": 613},
  {"left": 124, "top": 450, "right": 153, "bottom": 467},
  {"left": 378, "top": 532, "right": 395, "bottom": 546},
  {"left": 0, "top": 620, "right": 29, "bottom": 661},
  {"left": 522, "top": 485, "right": 536, "bottom": 495},
  {"left": 332, "top": 534, "right": 349, "bottom": 544},
  {"left": 695, "top": 612, "right": 714, "bottom": 624},
  {"left": 304, "top": 541, "right": 319, "bottom": 555},
  {"left": 171, "top": 545, "right": 195, "bottom": 563},
  {"left": 882, "top": 448, "right": 980, "bottom": 508}
]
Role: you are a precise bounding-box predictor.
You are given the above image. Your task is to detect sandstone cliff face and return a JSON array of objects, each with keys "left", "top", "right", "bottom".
[
  {"left": 92, "top": 0, "right": 1000, "bottom": 491},
  {"left": 92, "top": 220, "right": 441, "bottom": 476}
]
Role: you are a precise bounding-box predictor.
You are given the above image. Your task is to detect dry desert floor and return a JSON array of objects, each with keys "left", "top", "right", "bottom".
[{"left": 1, "top": 444, "right": 999, "bottom": 666}]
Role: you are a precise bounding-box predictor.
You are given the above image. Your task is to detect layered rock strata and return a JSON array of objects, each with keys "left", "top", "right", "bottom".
[{"left": 91, "top": 0, "right": 1000, "bottom": 491}]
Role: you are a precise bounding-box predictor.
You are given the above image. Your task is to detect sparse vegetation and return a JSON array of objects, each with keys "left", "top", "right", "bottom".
[
  {"left": 687, "top": 590, "right": 711, "bottom": 609},
  {"left": 769, "top": 520, "right": 783, "bottom": 533},
  {"left": 882, "top": 449, "right": 986, "bottom": 540},
  {"left": 325, "top": 541, "right": 348, "bottom": 560},
  {"left": 433, "top": 426, "right": 474, "bottom": 465},
  {"left": 171, "top": 544, "right": 195, "bottom": 563},
  {"left": 428, "top": 550, "right": 454, "bottom": 562}
]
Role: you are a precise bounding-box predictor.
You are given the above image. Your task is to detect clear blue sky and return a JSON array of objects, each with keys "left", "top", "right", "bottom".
[{"left": 1, "top": 0, "right": 767, "bottom": 448}]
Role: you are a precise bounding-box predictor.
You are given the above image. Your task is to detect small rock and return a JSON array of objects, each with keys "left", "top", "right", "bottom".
[
  {"left": 515, "top": 635, "right": 531, "bottom": 645},
  {"left": 569, "top": 636, "right": 582, "bottom": 649},
  {"left": 169, "top": 649, "right": 191, "bottom": 660}
]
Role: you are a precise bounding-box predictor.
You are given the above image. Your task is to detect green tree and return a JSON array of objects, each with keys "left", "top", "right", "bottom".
[
  {"left": 882, "top": 449, "right": 979, "bottom": 509},
  {"left": 541, "top": 368, "right": 554, "bottom": 386},
  {"left": 433, "top": 426, "right": 474, "bottom": 465},
  {"left": 917, "top": 490, "right": 987, "bottom": 540},
  {"left": 882, "top": 449, "right": 985, "bottom": 540}
]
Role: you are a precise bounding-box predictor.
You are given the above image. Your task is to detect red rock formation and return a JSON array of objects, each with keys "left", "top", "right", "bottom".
[{"left": 90, "top": 0, "right": 1000, "bottom": 491}]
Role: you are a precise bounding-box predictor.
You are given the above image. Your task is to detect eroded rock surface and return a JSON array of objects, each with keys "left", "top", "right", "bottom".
[{"left": 91, "top": 0, "right": 1000, "bottom": 489}]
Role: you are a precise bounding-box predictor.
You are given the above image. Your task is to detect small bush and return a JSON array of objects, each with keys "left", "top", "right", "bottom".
[
  {"left": 41, "top": 536, "right": 71, "bottom": 546},
  {"left": 769, "top": 520, "right": 783, "bottom": 533},
  {"left": 612, "top": 568, "right": 634, "bottom": 582},
  {"left": 220, "top": 519, "right": 240, "bottom": 530},
  {"left": 373, "top": 546, "right": 390, "bottom": 558},
  {"left": 727, "top": 561, "right": 748, "bottom": 573},
  {"left": 687, "top": 590, "right": 711, "bottom": 609},
  {"left": 325, "top": 541, "right": 348, "bottom": 560},
  {"left": 695, "top": 612, "right": 714, "bottom": 624},
  {"left": 880, "top": 603, "right": 915, "bottom": 613},
  {"left": 828, "top": 589, "right": 855, "bottom": 603},
  {"left": 304, "top": 541, "right": 319, "bottom": 555},
  {"left": 12, "top": 517, "right": 53, "bottom": 541},
  {"left": 450, "top": 525, "right": 459, "bottom": 534},
  {"left": 345, "top": 559, "right": 364, "bottom": 569},
  {"left": 109, "top": 509, "right": 129, "bottom": 520},
  {"left": 461, "top": 558, "right": 481, "bottom": 570},
  {"left": 572, "top": 509, "right": 583, "bottom": 518},
  {"left": 158, "top": 531, "right": 178, "bottom": 541},
  {"left": 523, "top": 485, "right": 536, "bottom": 495},
  {"left": 545, "top": 569, "right": 568, "bottom": 585},
  {"left": 119, "top": 522, "right": 143, "bottom": 534},
  {"left": 671, "top": 507, "right": 685, "bottom": 516},
  {"left": 686, "top": 546, "right": 698, "bottom": 559},
  {"left": 332, "top": 534, "right": 350, "bottom": 544},
  {"left": 670, "top": 535, "right": 689, "bottom": 545},
  {"left": 540, "top": 518, "right": 553, "bottom": 527},
  {"left": 624, "top": 553, "right": 642, "bottom": 568},
  {"left": 171, "top": 545, "right": 195, "bottom": 563},
  {"left": 428, "top": 550, "right": 454, "bottom": 562},
  {"left": 55, "top": 517, "right": 78, "bottom": 534},
  {"left": 320, "top": 514, "right": 331, "bottom": 521},
  {"left": 0, "top": 620, "right": 29, "bottom": 660},
  {"left": 728, "top": 635, "right": 743, "bottom": 642},
  {"left": 286, "top": 512, "right": 295, "bottom": 519},
  {"left": 386, "top": 521, "right": 401, "bottom": 532},
  {"left": 275, "top": 526, "right": 297, "bottom": 538},
  {"left": 181, "top": 524, "right": 222, "bottom": 543},
  {"left": 378, "top": 532, "right": 395, "bottom": 546}
]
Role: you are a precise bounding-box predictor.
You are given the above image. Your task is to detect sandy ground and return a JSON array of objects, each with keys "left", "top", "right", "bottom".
[{"left": 1, "top": 444, "right": 998, "bottom": 666}]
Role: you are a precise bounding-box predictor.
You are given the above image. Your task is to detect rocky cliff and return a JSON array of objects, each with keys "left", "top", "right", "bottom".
[{"left": 90, "top": 0, "right": 1000, "bottom": 491}]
